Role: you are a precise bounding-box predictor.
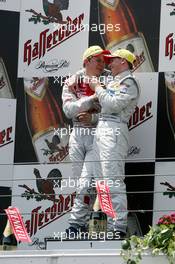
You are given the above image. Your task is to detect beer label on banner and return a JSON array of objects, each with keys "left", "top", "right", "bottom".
[
  {"left": 108, "top": 33, "right": 154, "bottom": 72},
  {"left": 0, "top": 126, "right": 13, "bottom": 148},
  {"left": 11, "top": 164, "right": 76, "bottom": 249},
  {"left": 159, "top": 1, "right": 175, "bottom": 71},
  {"left": 0, "top": 99, "right": 16, "bottom": 187},
  {"left": 24, "top": 192, "right": 76, "bottom": 237},
  {"left": 5, "top": 207, "right": 32, "bottom": 243},
  {"left": 126, "top": 73, "right": 158, "bottom": 162},
  {"left": 24, "top": 78, "right": 47, "bottom": 100},
  {"left": 164, "top": 72, "right": 175, "bottom": 93},
  {"left": 33, "top": 128, "right": 69, "bottom": 163},
  {"left": 99, "top": 0, "right": 119, "bottom": 10},
  {"left": 96, "top": 180, "right": 117, "bottom": 219},
  {"left": 0, "top": 58, "right": 14, "bottom": 98},
  {"left": 18, "top": 0, "right": 90, "bottom": 77}
]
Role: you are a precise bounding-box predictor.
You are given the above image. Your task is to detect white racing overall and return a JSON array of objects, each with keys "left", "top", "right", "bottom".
[
  {"left": 62, "top": 69, "right": 109, "bottom": 228},
  {"left": 93, "top": 70, "right": 140, "bottom": 233}
]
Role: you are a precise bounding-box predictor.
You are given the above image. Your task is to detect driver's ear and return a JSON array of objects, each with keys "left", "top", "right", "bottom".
[
  {"left": 83, "top": 58, "right": 90, "bottom": 67},
  {"left": 121, "top": 58, "right": 126, "bottom": 64}
]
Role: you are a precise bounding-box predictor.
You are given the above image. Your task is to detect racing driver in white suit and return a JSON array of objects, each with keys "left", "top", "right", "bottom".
[
  {"left": 90, "top": 49, "right": 140, "bottom": 237},
  {"left": 62, "top": 46, "right": 110, "bottom": 235}
]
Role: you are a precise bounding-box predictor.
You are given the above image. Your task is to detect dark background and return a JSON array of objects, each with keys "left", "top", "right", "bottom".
[{"left": 125, "top": 162, "right": 155, "bottom": 234}]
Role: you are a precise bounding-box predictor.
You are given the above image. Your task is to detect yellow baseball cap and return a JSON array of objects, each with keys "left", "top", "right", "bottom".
[
  {"left": 83, "top": 45, "right": 110, "bottom": 62},
  {"left": 104, "top": 49, "right": 136, "bottom": 65}
]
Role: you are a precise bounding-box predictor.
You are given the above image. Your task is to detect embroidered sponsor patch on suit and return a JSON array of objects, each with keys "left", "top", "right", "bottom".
[
  {"left": 106, "top": 83, "right": 127, "bottom": 97},
  {"left": 120, "top": 86, "right": 128, "bottom": 94}
]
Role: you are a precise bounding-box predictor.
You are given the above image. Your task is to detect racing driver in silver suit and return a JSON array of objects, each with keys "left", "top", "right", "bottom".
[{"left": 89, "top": 49, "right": 140, "bottom": 237}]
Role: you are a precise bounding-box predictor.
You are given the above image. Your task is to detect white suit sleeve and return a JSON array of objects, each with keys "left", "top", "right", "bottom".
[
  {"left": 62, "top": 83, "right": 95, "bottom": 119},
  {"left": 96, "top": 78, "right": 139, "bottom": 113}
]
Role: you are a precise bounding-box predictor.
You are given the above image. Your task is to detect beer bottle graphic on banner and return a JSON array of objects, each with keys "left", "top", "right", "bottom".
[
  {"left": 164, "top": 72, "right": 175, "bottom": 140},
  {"left": 98, "top": 0, "right": 154, "bottom": 72},
  {"left": 0, "top": 57, "right": 14, "bottom": 98},
  {"left": 24, "top": 77, "right": 69, "bottom": 163},
  {"left": 88, "top": 193, "right": 107, "bottom": 237}
]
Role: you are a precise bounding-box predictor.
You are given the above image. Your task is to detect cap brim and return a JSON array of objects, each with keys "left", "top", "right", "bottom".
[
  {"left": 103, "top": 54, "right": 117, "bottom": 64},
  {"left": 93, "top": 50, "right": 111, "bottom": 57}
]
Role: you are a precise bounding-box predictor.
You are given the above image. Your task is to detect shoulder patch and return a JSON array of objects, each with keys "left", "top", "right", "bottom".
[{"left": 120, "top": 86, "right": 128, "bottom": 94}]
